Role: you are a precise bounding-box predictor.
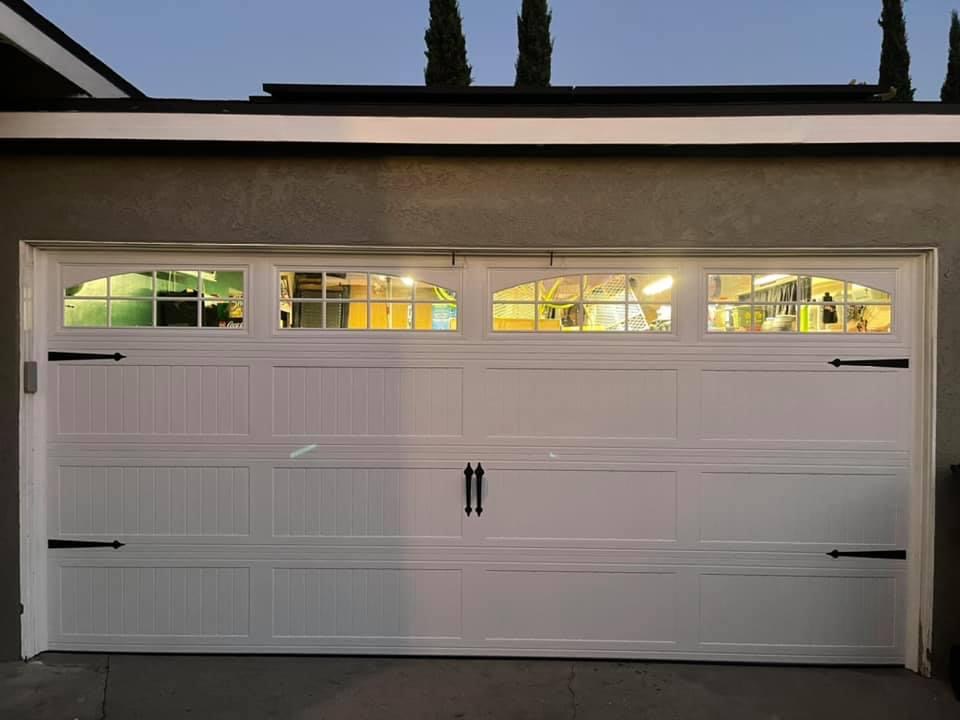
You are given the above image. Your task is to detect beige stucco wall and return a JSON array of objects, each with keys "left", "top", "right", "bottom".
[{"left": 1, "top": 151, "right": 958, "bottom": 672}]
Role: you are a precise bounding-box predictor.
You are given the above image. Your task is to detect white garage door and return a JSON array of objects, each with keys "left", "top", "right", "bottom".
[{"left": 39, "top": 253, "right": 922, "bottom": 663}]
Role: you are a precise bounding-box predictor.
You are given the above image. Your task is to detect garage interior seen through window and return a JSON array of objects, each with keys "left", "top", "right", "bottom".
[
  {"left": 492, "top": 273, "right": 674, "bottom": 332},
  {"left": 63, "top": 270, "right": 245, "bottom": 328},
  {"left": 279, "top": 271, "right": 458, "bottom": 330},
  {"left": 707, "top": 274, "right": 892, "bottom": 333}
]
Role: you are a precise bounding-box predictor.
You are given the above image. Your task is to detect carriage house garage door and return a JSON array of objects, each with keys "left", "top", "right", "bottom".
[{"left": 37, "top": 252, "right": 925, "bottom": 663}]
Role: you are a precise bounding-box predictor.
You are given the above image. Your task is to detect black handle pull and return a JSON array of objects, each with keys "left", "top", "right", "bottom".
[
  {"left": 475, "top": 463, "right": 484, "bottom": 516},
  {"left": 464, "top": 463, "right": 474, "bottom": 516}
]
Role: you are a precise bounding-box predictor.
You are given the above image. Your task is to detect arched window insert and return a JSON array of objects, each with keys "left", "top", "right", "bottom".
[
  {"left": 63, "top": 270, "right": 245, "bottom": 328},
  {"left": 707, "top": 274, "right": 892, "bottom": 333},
  {"left": 492, "top": 273, "right": 674, "bottom": 332},
  {"left": 278, "top": 271, "right": 458, "bottom": 331}
]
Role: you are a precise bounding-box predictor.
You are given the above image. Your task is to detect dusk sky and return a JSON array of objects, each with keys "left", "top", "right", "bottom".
[{"left": 31, "top": 1, "right": 960, "bottom": 101}]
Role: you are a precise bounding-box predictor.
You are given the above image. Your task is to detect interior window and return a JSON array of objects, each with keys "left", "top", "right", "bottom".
[
  {"left": 707, "top": 274, "right": 892, "bottom": 334},
  {"left": 279, "top": 271, "right": 457, "bottom": 331},
  {"left": 492, "top": 272, "right": 673, "bottom": 333},
  {"left": 64, "top": 270, "right": 245, "bottom": 328}
]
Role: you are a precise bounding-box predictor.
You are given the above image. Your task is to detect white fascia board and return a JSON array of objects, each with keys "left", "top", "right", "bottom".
[
  {"left": 0, "top": 4, "right": 129, "bottom": 98},
  {"left": 0, "top": 112, "right": 959, "bottom": 145}
]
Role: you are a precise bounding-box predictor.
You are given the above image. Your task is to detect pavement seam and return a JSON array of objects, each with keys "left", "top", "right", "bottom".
[
  {"left": 99, "top": 655, "right": 110, "bottom": 720},
  {"left": 567, "top": 662, "right": 577, "bottom": 720}
]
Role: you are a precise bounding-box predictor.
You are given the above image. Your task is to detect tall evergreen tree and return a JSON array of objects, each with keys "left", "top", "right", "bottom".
[
  {"left": 878, "top": 0, "right": 914, "bottom": 101},
  {"left": 942, "top": 11, "right": 960, "bottom": 101},
  {"left": 515, "top": 0, "right": 553, "bottom": 87},
  {"left": 424, "top": 0, "right": 472, "bottom": 87}
]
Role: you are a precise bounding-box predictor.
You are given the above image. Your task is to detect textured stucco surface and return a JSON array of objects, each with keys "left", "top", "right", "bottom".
[{"left": 1, "top": 151, "right": 959, "bottom": 673}]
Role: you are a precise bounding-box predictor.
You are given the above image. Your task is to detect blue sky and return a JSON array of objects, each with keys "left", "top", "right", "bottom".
[{"left": 32, "top": 1, "right": 960, "bottom": 100}]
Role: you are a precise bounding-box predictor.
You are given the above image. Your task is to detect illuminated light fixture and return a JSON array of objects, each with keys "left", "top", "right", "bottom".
[
  {"left": 753, "top": 273, "right": 790, "bottom": 287},
  {"left": 401, "top": 276, "right": 415, "bottom": 287},
  {"left": 642, "top": 276, "right": 674, "bottom": 296}
]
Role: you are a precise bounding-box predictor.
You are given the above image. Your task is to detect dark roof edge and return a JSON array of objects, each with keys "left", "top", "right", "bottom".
[
  {"left": 1, "top": 0, "right": 145, "bottom": 98},
  {"left": 3, "top": 138, "right": 960, "bottom": 158},
  {"left": 259, "top": 83, "right": 886, "bottom": 105},
  {"left": 3, "top": 97, "right": 960, "bottom": 117}
]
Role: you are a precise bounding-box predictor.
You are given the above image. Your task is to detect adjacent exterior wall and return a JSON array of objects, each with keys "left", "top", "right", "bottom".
[{"left": 0, "top": 150, "right": 958, "bottom": 672}]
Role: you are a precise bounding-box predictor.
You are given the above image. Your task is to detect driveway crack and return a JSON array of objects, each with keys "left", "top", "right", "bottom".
[
  {"left": 567, "top": 662, "right": 577, "bottom": 720},
  {"left": 100, "top": 655, "right": 111, "bottom": 720}
]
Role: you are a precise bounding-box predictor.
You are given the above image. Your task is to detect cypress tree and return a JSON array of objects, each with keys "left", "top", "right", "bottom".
[
  {"left": 424, "top": 0, "right": 472, "bottom": 87},
  {"left": 942, "top": 11, "right": 960, "bottom": 101},
  {"left": 878, "top": 0, "right": 914, "bottom": 101},
  {"left": 515, "top": 0, "right": 553, "bottom": 87}
]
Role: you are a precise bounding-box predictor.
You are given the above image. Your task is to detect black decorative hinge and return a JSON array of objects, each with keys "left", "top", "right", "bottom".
[
  {"left": 828, "top": 358, "right": 908, "bottom": 369},
  {"left": 826, "top": 549, "right": 906, "bottom": 560},
  {"left": 48, "top": 539, "right": 125, "bottom": 549},
  {"left": 48, "top": 351, "right": 126, "bottom": 362}
]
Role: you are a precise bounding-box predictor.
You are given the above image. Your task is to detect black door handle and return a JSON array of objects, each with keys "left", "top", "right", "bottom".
[
  {"left": 475, "top": 463, "right": 484, "bottom": 516},
  {"left": 464, "top": 463, "right": 474, "bottom": 516}
]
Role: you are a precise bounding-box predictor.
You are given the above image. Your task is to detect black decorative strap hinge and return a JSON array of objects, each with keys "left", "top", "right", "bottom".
[
  {"left": 827, "top": 549, "right": 906, "bottom": 560},
  {"left": 48, "top": 351, "right": 126, "bottom": 362},
  {"left": 828, "top": 358, "right": 908, "bottom": 369},
  {"left": 48, "top": 539, "right": 125, "bottom": 550}
]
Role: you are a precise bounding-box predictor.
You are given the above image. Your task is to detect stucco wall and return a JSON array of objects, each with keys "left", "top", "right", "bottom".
[{"left": 1, "top": 151, "right": 959, "bottom": 672}]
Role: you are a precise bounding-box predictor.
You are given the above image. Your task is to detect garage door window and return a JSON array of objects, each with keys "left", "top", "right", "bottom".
[
  {"left": 279, "top": 271, "right": 458, "bottom": 330},
  {"left": 707, "top": 274, "right": 892, "bottom": 333},
  {"left": 492, "top": 273, "right": 673, "bottom": 332},
  {"left": 64, "top": 270, "right": 245, "bottom": 328}
]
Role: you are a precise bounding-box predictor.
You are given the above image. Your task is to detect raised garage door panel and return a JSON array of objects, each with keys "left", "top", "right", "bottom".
[
  {"left": 482, "top": 568, "right": 677, "bottom": 645},
  {"left": 478, "top": 468, "right": 678, "bottom": 544},
  {"left": 272, "top": 567, "right": 462, "bottom": 640},
  {"left": 53, "top": 364, "right": 250, "bottom": 438},
  {"left": 272, "top": 366, "right": 463, "bottom": 437},
  {"left": 485, "top": 368, "right": 678, "bottom": 440},
  {"left": 49, "top": 465, "right": 251, "bottom": 538},
  {"left": 42, "top": 255, "right": 917, "bottom": 662},
  {"left": 697, "top": 469, "right": 904, "bottom": 549},
  {"left": 271, "top": 467, "right": 463, "bottom": 540},
  {"left": 699, "top": 573, "right": 901, "bottom": 651},
  {"left": 699, "top": 368, "right": 906, "bottom": 448}
]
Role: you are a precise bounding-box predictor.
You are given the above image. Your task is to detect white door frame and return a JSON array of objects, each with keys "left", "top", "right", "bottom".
[{"left": 17, "top": 242, "right": 939, "bottom": 674}]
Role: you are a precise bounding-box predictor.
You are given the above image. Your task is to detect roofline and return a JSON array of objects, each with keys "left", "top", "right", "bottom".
[
  {"left": 0, "top": 0, "right": 144, "bottom": 98},
  {"left": 258, "top": 83, "right": 887, "bottom": 105},
  {"left": 4, "top": 97, "right": 960, "bottom": 118},
  {"left": 1, "top": 111, "right": 958, "bottom": 147}
]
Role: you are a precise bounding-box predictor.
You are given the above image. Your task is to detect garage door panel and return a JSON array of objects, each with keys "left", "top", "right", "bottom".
[
  {"left": 272, "top": 567, "right": 461, "bottom": 640},
  {"left": 53, "top": 364, "right": 250, "bottom": 437},
  {"left": 51, "top": 565, "right": 250, "bottom": 639},
  {"left": 49, "top": 465, "right": 251, "bottom": 537},
  {"left": 699, "top": 368, "right": 904, "bottom": 447},
  {"left": 481, "top": 568, "right": 677, "bottom": 644},
  {"left": 477, "top": 468, "right": 677, "bottom": 544},
  {"left": 272, "top": 366, "right": 463, "bottom": 437},
  {"left": 699, "top": 573, "right": 901, "bottom": 650},
  {"left": 485, "top": 368, "right": 677, "bottom": 439},
  {"left": 697, "top": 470, "right": 905, "bottom": 548},
  {"left": 271, "top": 467, "right": 462, "bottom": 539}
]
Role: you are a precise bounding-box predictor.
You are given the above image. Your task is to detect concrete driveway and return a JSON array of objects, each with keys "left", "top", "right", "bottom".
[{"left": 1, "top": 653, "right": 956, "bottom": 719}]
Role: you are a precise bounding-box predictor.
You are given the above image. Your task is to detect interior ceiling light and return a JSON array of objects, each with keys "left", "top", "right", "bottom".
[
  {"left": 753, "top": 274, "right": 790, "bottom": 287},
  {"left": 642, "top": 276, "right": 674, "bottom": 296},
  {"left": 401, "top": 276, "right": 415, "bottom": 287}
]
